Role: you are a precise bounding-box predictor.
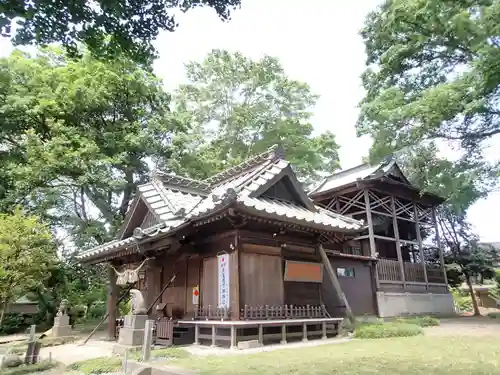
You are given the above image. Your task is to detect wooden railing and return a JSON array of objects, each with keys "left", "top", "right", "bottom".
[
  {"left": 240, "top": 305, "right": 328, "bottom": 320},
  {"left": 155, "top": 318, "right": 174, "bottom": 342},
  {"left": 377, "top": 259, "right": 402, "bottom": 281},
  {"left": 377, "top": 259, "right": 446, "bottom": 284},
  {"left": 194, "top": 305, "right": 230, "bottom": 320}
]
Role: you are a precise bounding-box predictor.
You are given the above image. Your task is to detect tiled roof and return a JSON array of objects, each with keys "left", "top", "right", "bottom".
[
  {"left": 205, "top": 144, "right": 284, "bottom": 187},
  {"left": 78, "top": 219, "right": 185, "bottom": 261},
  {"left": 309, "top": 159, "right": 395, "bottom": 196},
  {"left": 239, "top": 197, "right": 363, "bottom": 231},
  {"left": 79, "top": 145, "right": 365, "bottom": 262}
]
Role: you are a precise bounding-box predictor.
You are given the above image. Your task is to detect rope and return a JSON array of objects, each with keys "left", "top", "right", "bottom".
[{"left": 112, "top": 257, "right": 151, "bottom": 285}]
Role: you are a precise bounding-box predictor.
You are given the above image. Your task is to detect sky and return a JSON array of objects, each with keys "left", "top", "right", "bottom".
[{"left": 0, "top": 0, "right": 498, "bottom": 241}]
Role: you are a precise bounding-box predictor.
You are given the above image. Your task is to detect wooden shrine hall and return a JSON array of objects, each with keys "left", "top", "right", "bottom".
[{"left": 78, "top": 146, "right": 454, "bottom": 347}]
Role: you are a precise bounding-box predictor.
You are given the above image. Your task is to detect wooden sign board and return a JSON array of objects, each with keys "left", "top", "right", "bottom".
[{"left": 284, "top": 261, "right": 323, "bottom": 283}]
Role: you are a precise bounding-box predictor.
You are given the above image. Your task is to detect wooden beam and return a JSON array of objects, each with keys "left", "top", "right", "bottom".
[
  {"left": 390, "top": 196, "right": 406, "bottom": 287},
  {"left": 414, "top": 203, "right": 428, "bottom": 288},
  {"left": 364, "top": 189, "right": 380, "bottom": 290},
  {"left": 363, "top": 190, "right": 377, "bottom": 258},
  {"left": 106, "top": 263, "right": 118, "bottom": 340},
  {"left": 432, "top": 208, "right": 448, "bottom": 285},
  {"left": 317, "top": 244, "right": 356, "bottom": 325}
]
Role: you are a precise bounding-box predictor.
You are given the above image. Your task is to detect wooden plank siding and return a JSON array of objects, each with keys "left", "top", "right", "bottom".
[
  {"left": 184, "top": 257, "right": 201, "bottom": 318},
  {"left": 239, "top": 252, "right": 284, "bottom": 307}
]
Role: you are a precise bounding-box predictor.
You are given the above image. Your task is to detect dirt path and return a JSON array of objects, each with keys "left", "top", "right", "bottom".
[
  {"left": 425, "top": 316, "right": 500, "bottom": 337},
  {"left": 39, "top": 339, "right": 116, "bottom": 366}
]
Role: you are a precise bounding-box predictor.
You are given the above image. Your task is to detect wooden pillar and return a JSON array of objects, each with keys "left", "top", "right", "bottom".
[
  {"left": 194, "top": 324, "right": 200, "bottom": 345},
  {"left": 363, "top": 190, "right": 377, "bottom": 257},
  {"left": 414, "top": 203, "right": 428, "bottom": 288},
  {"left": 258, "top": 324, "right": 263, "bottom": 345},
  {"left": 230, "top": 325, "right": 236, "bottom": 349},
  {"left": 280, "top": 325, "right": 287, "bottom": 344},
  {"left": 390, "top": 196, "right": 406, "bottom": 287},
  {"left": 432, "top": 208, "right": 448, "bottom": 285},
  {"left": 364, "top": 189, "right": 380, "bottom": 289},
  {"left": 211, "top": 324, "right": 216, "bottom": 347},
  {"left": 302, "top": 323, "right": 308, "bottom": 342},
  {"left": 106, "top": 263, "right": 118, "bottom": 341},
  {"left": 321, "top": 321, "right": 327, "bottom": 340},
  {"left": 231, "top": 234, "right": 240, "bottom": 320},
  {"left": 145, "top": 259, "right": 156, "bottom": 317}
]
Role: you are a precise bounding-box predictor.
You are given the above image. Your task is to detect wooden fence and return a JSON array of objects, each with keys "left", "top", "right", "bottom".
[
  {"left": 377, "top": 259, "right": 445, "bottom": 284},
  {"left": 194, "top": 305, "right": 230, "bottom": 320},
  {"left": 240, "top": 305, "right": 328, "bottom": 320}
]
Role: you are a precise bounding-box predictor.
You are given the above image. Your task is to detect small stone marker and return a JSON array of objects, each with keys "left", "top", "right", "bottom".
[
  {"left": 237, "top": 340, "right": 261, "bottom": 350},
  {"left": 142, "top": 320, "right": 154, "bottom": 362}
]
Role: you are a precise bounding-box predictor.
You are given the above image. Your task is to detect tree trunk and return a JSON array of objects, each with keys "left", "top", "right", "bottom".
[
  {"left": 466, "top": 276, "right": 481, "bottom": 316},
  {"left": 0, "top": 301, "right": 8, "bottom": 326}
]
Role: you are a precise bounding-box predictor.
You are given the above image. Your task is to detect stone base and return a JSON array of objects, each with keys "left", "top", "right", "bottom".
[
  {"left": 54, "top": 314, "right": 70, "bottom": 326},
  {"left": 51, "top": 314, "right": 73, "bottom": 337},
  {"left": 52, "top": 325, "right": 72, "bottom": 337},
  {"left": 376, "top": 291, "right": 456, "bottom": 317},
  {"left": 118, "top": 327, "right": 145, "bottom": 346},
  {"left": 237, "top": 340, "right": 262, "bottom": 350},
  {"left": 117, "top": 314, "right": 148, "bottom": 347}
]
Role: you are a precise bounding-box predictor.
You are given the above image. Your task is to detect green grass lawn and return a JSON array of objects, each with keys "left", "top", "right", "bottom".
[{"left": 169, "top": 336, "right": 500, "bottom": 375}]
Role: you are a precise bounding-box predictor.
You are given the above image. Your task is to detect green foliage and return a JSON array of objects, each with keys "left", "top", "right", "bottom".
[
  {"left": 167, "top": 49, "right": 340, "bottom": 184},
  {"left": 130, "top": 347, "right": 191, "bottom": 361},
  {"left": 0, "top": 1, "right": 241, "bottom": 64},
  {"left": 487, "top": 312, "right": 500, "bottom": 319},
  {"left": 0, "top": 208, "right": 57, "bottom": 325},
  {"left": 68, "top": 357, "right": 122, "bottom": 375},
  {"left": 0, "top": 47, "right": 179, "bottom": 247},
  {"left": 0, "top": 313, "right": 40, "bottom": 335},
  {"left": 2, "top": 361, "right": 56, "bottom": 375},
  {"left": 358, "top": 0, "right": 500, "bottom": 163},
  {"left": 452, "top": 289, "right": 473, "bottom": 313},
  {"left": 355, "top": 322, "right": 423, "bottom": 339},
  {"left": 394, "top": 316, "right": 440, "bottom": 327}
]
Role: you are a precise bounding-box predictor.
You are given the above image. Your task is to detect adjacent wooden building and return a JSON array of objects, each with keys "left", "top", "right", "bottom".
[{"left": 78, "top": 146, "right": 454, "bottom": 347}]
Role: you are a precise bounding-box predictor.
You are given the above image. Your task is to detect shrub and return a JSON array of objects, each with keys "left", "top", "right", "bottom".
[
  {"left": 68, "top": 357, "right": 121, "bottom": 375},
  {"left": 355, "top": 322, "right": 423, "bottom": 339},
  {"left": 451, "top": 289, "right": 473, "bottom": 313},
  {"left": 0, "top": 313, "right": 35, "bottom": 335},
  {"left": 3, "top": 361, "right": 56, "bottom": 375},
  {"left": 395, "top": 316, "right": 440, "bottom": 327},
  {"left": 487, "top": 312, "right": 500, "bottom": 320}
]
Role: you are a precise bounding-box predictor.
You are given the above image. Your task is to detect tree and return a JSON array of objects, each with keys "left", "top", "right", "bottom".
[
  {"left": 165, "top": 49, "right": 340, "bottom": 184},
  {"left": 357, "top": 0, "right": 500, "bottom": 162},
  {"left": 0, "top": 0, "right": 241, "bottom": 64},
  {"left": 436, "top": 208, "right": 497, "bottom": 315},
  {"left": 0, "top": 47, "right": 182, "bottom": 247},
  {"left": 0, "top": 208, "right": 57, "bottom": 325}
]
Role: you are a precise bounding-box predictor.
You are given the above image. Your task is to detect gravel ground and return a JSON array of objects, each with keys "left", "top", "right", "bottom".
[{"left": 425, "top": 316, "right": 500, "bottom": 336}]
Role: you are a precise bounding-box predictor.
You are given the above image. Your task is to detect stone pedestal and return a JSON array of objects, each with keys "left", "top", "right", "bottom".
[
  {"left": 117, "top": 314, "right": 147, "bottom": 347},
  {"left": 52, "top": 314, "right": 72, "bottom": 337}
]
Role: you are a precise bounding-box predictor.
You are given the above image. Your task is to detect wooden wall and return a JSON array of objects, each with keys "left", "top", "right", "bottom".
[{"left": 239, "top": 252, "right": 284, "bottom": 306}]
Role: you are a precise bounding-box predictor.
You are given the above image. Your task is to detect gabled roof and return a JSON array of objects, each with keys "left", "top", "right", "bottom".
[
  {"left": 78, "top": 145, "right": 365, "bottom": 262},
  {"left": 309, "top": 157, "right": 422, "bottom": 197}
]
